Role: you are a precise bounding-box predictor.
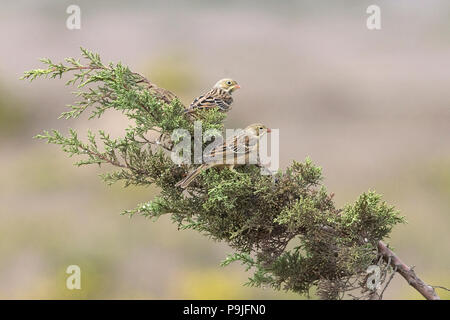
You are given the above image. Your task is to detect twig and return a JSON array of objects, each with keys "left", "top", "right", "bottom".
[
  {"left": 379, "top": 265, "right": 397, "bottom": 300},
  {"left": 431, "top": 285, "right": 450, "bottom": 292},
  {"left": 377, "top": 241, "right": 440, "bottom": 300},
  {"left": 80, "top": 145, "right": 127, "bottom": 168}
]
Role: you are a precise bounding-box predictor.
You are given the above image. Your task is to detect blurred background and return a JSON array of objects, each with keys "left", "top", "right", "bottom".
[{"left": 0, "top": 0, "right": 449, "bottom": 299}]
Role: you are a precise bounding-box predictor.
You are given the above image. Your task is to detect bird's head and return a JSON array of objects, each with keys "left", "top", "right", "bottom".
[
  {"left": 213, "top": 78, "right": 240, "bottom": 93},
  {"left": 245, "top": 123, "right": 272, "bottom": 137}
]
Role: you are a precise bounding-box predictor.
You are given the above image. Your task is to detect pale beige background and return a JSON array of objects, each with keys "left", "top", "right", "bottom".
[{"left": 0, "top": 0, "right": 449, "bottom": 299}]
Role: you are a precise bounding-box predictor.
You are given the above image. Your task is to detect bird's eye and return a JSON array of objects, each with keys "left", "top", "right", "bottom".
[{"left": 226, "top": 81, "right": 232, "bottom": 85}]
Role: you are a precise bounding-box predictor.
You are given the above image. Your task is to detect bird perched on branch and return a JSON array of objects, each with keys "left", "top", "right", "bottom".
[
  {"left": 175, "top": 123, "right": 271, "bottom": 189},
  {"left": 185, "top": 78, "right": 240, "bottom": 115}
]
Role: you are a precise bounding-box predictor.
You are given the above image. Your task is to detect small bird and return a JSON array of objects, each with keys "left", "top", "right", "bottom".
[
  {"left": 186, "top": 78, "right": 240, "bottom": 114},
  {"left": 175, "top": 123, "right": 271, "bottom": 189}
]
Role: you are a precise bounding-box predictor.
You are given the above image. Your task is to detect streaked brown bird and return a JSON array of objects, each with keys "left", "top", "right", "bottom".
[
  {"left": 175, "top": 123, "right": 271, "bottom": 189},
  {"left": 186, "top": 78, "right": 240, "bottom": 114}
]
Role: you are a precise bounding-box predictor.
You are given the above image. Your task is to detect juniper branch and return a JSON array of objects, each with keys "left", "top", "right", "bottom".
[
  {"left": 377, "top": 241, "right": 440, "bottom": 300},
  {"left": 22, "top": 48, "right": 437, "bottom": 300}
]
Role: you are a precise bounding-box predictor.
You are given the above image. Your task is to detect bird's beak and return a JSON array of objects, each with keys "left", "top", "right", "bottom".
[
  {"left": 234, "top": 84, "right": 241, "bottom": 89},
  {"left": 267, "top": 128, "right": 272, "bottom": 133}
]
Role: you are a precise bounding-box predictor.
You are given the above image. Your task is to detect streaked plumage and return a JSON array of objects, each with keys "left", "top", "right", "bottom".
[
  {"left": 175, "top": 123, "right": 271, "bottom": 189},
  {"left": 186, "top": 78, "right": 240, "bottom": 114}
]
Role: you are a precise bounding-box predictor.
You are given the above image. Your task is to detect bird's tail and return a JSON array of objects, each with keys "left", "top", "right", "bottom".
[{"left": 175, "top": 165, "right": 208, "bottom": 189}]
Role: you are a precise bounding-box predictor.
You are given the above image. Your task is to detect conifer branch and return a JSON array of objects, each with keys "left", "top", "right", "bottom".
[
  {"left": 22, "top": 48, "right": 430, "bottom": 300},
  {"left": 377, "top": 241, "right": 440, "bottom": 300}
]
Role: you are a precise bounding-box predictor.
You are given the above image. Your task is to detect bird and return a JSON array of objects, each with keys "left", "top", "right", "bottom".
[
  {"left": 175, "top": 123, "right": 271, "bottom": 189},
  {"left": 185, "top": 78, "right": 240, "bottom": 115}
]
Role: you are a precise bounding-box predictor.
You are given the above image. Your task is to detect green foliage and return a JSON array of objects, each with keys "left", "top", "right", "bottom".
[{"left": 22, "top": 48, "right": 405, "bottom": 299}]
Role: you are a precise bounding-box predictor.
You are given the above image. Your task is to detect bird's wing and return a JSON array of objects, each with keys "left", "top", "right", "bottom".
[
  {"left": 203, "top": 131, "right": 254, "bottom": 163},
  {"left": 188, "top": 88, "right": 232, "bottom": 112}
]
